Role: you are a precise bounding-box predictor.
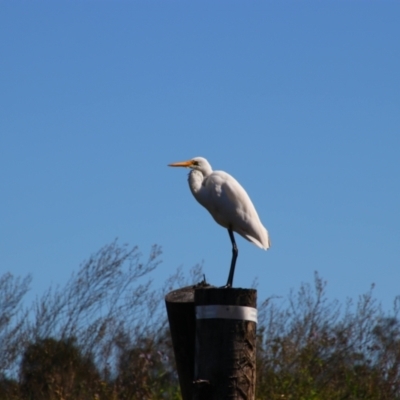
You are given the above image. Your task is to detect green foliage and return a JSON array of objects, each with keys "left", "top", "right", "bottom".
[
  {"left": 0, "top": 273, "right": 31, "bottom": 375},
  {"left": 0, "top": 242, "right": 399, "bottom": 399},
  {"left": 115, "top": 336, "right": 181, "bottom": 400},
  {"left": 20, "top": 337, "right": 101, "bottom": 400},
  {"left": 256, "top": 273, "right": 400, "bottom": 400}
]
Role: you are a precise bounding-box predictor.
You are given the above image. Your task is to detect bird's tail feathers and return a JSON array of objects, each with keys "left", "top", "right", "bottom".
[{"left": 241, "top": 228, "right": 270, "bottom": 250}]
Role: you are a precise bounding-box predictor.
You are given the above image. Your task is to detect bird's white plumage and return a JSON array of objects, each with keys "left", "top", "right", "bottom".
[{"left": 169, "top": 157, "right": 270, "bottom": 250}]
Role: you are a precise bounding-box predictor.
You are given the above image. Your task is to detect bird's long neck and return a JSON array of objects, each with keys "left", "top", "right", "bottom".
[
  {"left": 188, "top": 169, "right": 205, "bottom": 197},
  {"left": 188, "top": 169, "right": 212, "bottom": 209},
  {"left": 188, "top": 162, "right": 213, "bottom": 206}
]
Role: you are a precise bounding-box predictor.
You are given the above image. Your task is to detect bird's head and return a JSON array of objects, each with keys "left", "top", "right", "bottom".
[{"left": 168, "top": 157, "right": 212, "bottom": 175}]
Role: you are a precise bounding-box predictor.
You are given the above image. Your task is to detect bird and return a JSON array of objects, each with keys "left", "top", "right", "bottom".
[{"left": 168, "top": 156, "right": 270, "bottom": 287}]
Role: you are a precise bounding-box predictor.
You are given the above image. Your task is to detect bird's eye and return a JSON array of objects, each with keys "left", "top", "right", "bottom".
[{"left": 192, "top": 161, "right": 199, "bottom": 166}]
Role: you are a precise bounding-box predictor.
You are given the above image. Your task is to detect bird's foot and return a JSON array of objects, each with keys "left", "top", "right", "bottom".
[{"left": 220, "top": 283, "right": 233, "bottom": 289}]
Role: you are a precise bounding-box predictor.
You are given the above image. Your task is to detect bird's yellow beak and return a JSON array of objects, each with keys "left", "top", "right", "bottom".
[{"left": 168, "top": 160, "right": 194, "bottom": 168}]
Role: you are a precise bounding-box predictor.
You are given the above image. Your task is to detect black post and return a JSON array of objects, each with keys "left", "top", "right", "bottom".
[
  {"left": 165, "top": 282, "right": 212, "bottom": 400},
  {"left": 193, "top": 287, "right": 257, "bottom": 400},
  {"left": 165, "top": 286, "right": 195, "bottom": 400}
]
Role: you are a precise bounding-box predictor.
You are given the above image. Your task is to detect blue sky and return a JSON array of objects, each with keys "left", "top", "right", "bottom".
[{"left": 1, "top": 1, "right": 399, "bottom": 311}]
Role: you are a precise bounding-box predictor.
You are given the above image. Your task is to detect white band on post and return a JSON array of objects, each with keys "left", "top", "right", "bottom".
[{"left": 196, "top": 305, "right": 258, "bottom": 323}]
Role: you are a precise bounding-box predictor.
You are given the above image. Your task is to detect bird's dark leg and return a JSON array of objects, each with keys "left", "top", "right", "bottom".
[{"left": 226, "top": 228, "right": 238, "bottom": 287}]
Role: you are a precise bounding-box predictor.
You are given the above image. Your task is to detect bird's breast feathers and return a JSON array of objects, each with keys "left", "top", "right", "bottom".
[{"left": 201, "top": 171, "right": 257, "bottom": 226}]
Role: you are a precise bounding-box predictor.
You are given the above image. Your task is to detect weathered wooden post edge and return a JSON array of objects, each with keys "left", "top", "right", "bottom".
[
  {"left": 165, "top": 282, "right": 213, "bottom": 400},
  {"left": 194, "top": 287, "right": 257, "bottom": 400}
]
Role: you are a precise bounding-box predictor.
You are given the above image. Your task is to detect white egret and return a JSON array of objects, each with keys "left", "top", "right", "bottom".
[{"left": 168, "top": 157, "right": 270, "bottom": 287}]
